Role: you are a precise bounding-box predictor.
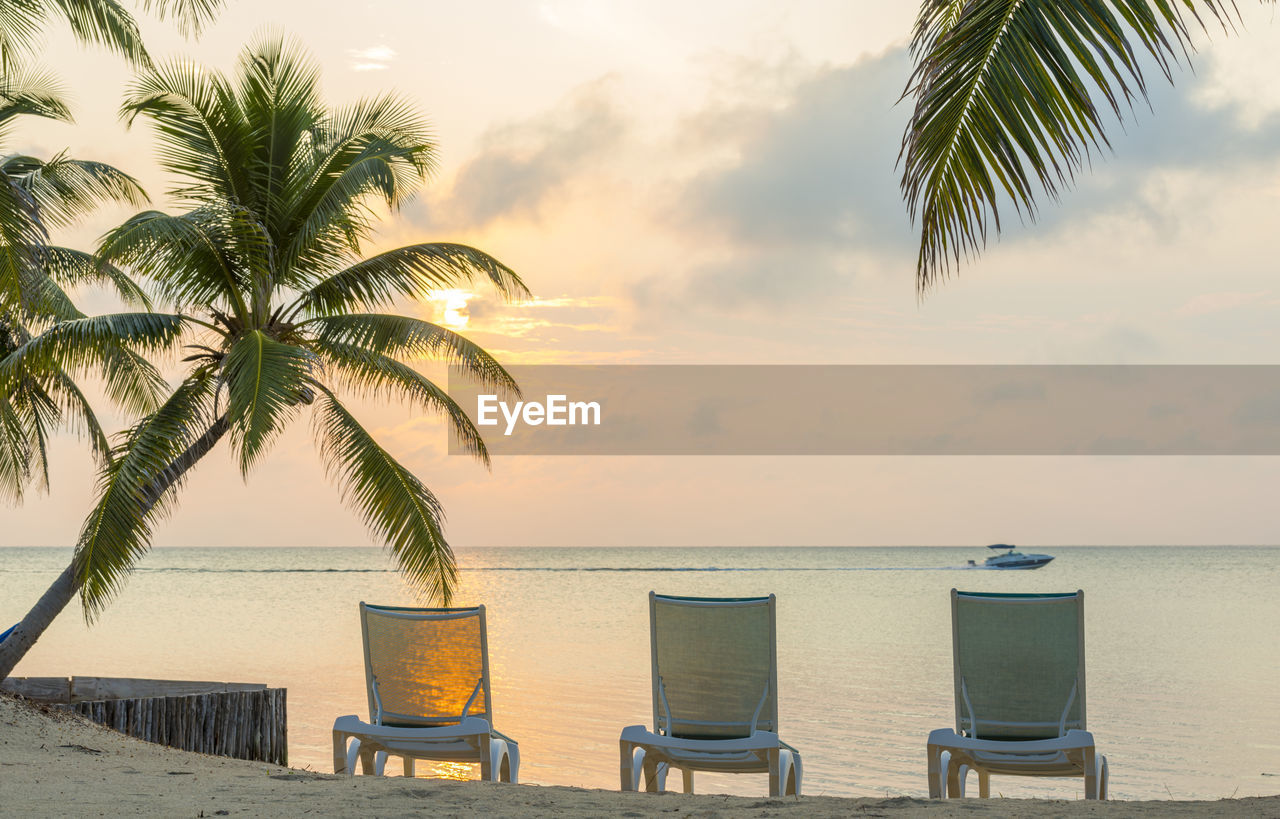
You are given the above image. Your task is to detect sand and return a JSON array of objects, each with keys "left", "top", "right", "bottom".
[{"left": 0, "top": 695, "right": 1275, "bottom": 817}]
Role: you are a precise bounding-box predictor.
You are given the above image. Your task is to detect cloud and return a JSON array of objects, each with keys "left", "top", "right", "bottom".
[
  {"left": 677, "top": 47, "right": 914, "bottom": 252},
  {"left": 348, "top": 45, "right": 396, "bottom": 71},
  {"left": 987, "top": 50, "right": 1280, "bottom": 242},
  {"left": 427, "top": 79, "right": 628, "bottom": 228},
  {"left": 641, "top": 48, "right": 916, "bottom": 310}
]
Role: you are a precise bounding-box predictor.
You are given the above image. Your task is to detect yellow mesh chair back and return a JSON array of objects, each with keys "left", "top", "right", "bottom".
[{"left": 360, "top": 603, "right": 491, "bottom": 728}]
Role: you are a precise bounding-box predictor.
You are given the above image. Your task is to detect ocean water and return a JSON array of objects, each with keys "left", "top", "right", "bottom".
[{"left": 1, "top": 545, "right": 1277, "bottom": 800}]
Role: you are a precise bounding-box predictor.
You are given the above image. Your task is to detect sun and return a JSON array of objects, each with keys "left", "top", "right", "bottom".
[{"left": 429, "top": 289, "right": 472, "bottom": 328}]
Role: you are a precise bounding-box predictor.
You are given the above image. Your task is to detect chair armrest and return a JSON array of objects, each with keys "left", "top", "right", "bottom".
[
  {"left": 928, "top": 727, "right": 1096, "bottom": 753},
  {"left": 620, "top": 724, "right": 786, "bottom": 753}
]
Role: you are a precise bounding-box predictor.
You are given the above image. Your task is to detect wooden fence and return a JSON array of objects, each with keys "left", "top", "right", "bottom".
[{"left": 2, "top": 676, "right": 287, "bottom": 765}]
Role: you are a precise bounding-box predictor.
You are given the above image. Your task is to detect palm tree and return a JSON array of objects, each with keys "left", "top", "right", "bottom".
[
  {"left": 0, "top": 36, "right": 529, "bottom": 679},
  {"left": 0, "top": 70, "right": 155, "bottom": 504},
  {"left": 899, "top": 0, "right": 1244, "bottom": 291},
  {"left": 0, "top": 0, "right": 226, "bottom": 70}
]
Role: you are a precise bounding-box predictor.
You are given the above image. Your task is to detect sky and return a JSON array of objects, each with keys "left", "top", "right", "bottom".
[{"left": 7, "top": 0, "right": 1280, "bottom": 549}]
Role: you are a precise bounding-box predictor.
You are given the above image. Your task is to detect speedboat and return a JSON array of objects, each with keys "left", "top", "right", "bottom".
[{"left": 967, "top": 544, "right": 1054, "bottom": 570}]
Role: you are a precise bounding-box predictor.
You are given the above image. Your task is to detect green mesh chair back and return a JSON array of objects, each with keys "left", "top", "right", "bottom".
[
  {"left": 649, "top": 593, "right": 779, "bottom": 740},
  {"left": 360, "top": 603, "right": 491, "bottom": 728},
  {"left": 951, "top": 590, "right": 1086, "bottom": 741}
]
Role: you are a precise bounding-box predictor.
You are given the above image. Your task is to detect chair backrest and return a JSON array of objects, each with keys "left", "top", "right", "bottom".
[
  {"left": 359, "top": 602, "right": 491, "bottom": 727},
  {"left": 649, "top": 593, "right": 779, "bottom": 739},
  {"left": 950, "top": 589, "right": 1086, "bottom": 740}
]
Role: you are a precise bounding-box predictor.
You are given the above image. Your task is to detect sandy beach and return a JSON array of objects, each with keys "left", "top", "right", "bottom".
[{"left": 0, "top": 695, "right": 1273, "bottom": 818}]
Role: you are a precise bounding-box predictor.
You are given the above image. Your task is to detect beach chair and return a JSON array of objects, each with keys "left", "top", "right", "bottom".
[
  {"left": 332, "top": 603, "right": 519, "bottom": 782},
  {"left": 926, "top": 590, "right": 1108, "bottom": 799},
  {"left": 618, "top": 593, "right": 801, "bottom": 797}
]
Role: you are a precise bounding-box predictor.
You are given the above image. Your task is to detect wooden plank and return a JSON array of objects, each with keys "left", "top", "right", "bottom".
[
  {"left": 1, "top": 677, "right": 72, "bottom": 702},
  {"left": 69, "top": 677, "right": 267, "bottom": 702}
]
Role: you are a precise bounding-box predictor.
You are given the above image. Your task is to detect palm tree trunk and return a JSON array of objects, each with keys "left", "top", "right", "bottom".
[{"left": 0, "top": 416, "right": 230, "bottom": 681}]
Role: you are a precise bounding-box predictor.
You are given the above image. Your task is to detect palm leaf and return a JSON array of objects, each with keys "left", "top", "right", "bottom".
[
  {"left": 302, "top": 312, "right": 519, "bottom": 395},
  {"left": 0, "top": 312, "right": 181, "bottom": 414},
  {"left": 0, "top": 68, "right": 72, "bottom": 134},
  {"left": 47, "top": 0, "right": 149, "bottom": 66},
  {"left": 312, "top": 386, "right": 456, "bottom": 603},
  {"left": 74, "top": 375, "right": 218, "bottom": 618},
  {"left": 120, "top": 59, "right": 251, "bottom": 205},
  {"left": 290, "top": 243, "right": 529, "bottom": 317},
  {"left": 221, "top": 329, "right": 318, "bottom": 474},
  {"left": 900, "top": 0, "right": 1235, "bottom": 290},
  {"left": 137, "top": 0, "right": 226, "bottom": 38},
  {"left": 311, "top": 337, "right": 490, "bottom": 465},
  {"left": 277, "top": 94, "right": 436, "bottom": 276},
  {"left": 3, "top": 152, "right": 147, "bottom": 229},
  {"left": 96, "top": 208, "right": 253, "bottom": 317},
  {"left": 42, "top": 246, "right": 152, "bottom": 308}
]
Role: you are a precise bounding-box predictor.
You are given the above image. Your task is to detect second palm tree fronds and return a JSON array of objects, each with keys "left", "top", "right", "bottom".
[
  {"left": 899, "top": 0, "right": 1247, "bottom": 291},
  {"left": 0, "top": 37, "right": 529, "bottom": 680},
  {"left": 0, "top": 70, "right": 154, "bottom": 503}
]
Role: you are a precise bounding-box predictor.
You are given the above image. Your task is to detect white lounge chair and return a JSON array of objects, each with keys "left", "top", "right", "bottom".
[
  {"left": 332, "top": 603, "right": 518, "bottom": 782},
  {"left": 926, "top": 590, "right": 1108, "bottom": 799},
  {"left": 619, "top": 593, "right": 801, "bottom": 797}
]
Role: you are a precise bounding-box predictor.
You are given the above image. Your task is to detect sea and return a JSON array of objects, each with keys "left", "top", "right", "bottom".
[{"left": 2, "top": 545, "right": 1277, "bottom": 801}]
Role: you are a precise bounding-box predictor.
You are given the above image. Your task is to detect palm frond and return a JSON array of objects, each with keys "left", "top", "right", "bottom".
[
  {"left": 302, "top": 312, "right": 519, "bottom": 395},
  {"left": 96, "top": 208, "right": 253, "bottom": 316},
  {"left": 221, "top": 329, "right": 318, "bottom": 474},
  {"left": 43, "top": 363, "right": 111, "bottom": 461},
  {"left": 74, "top": 375, "right": 218, "bottom": 619},
  {"left": 120, "top": 58, "right": 250, "bottom": 205},
  {"left": 311, "top": 337, "right": 490, "bottom": 465},
  {"left": 0, "top": 393, "right": 36, "bottom": 501},
  {"left": 0, "top": 354, "right": 60, "bottom": 500},
  {"left": 0, "top": 173, "right": 49, "bottom": 307},
  {"left": 47, "top": 0, "right": 149, "bottom": 66},
  {"left": 0, "top": 312, "right": 181, "bottom": 414},
  {"left": 312, "top": 385, "right": 456, "bottom": 603},
  {"left": 0, "top": 0, "right": 48, "bottom": 73},
  {"left": 2, "top": 152, "right": 147, "bottom": 229},
  {"left": 0, "top": 68, "right": 71, "bottom": 134},
  {"left": 234, "top": 35, "right": 323, "bottom": 227},
  {"left": 278, "top": 94, "right": 436, "bottom": 276},
  {"left": 290, "top": 243, "right": 529, "bottom": 317},
  {"left": 137, "top": 0, "right": 226, "bottom": 38},
  {"left": 900, "top": 0, "right": 1235, "bottom": 290},
  {"left": 42, "top": 246, "right": 152, "bottom": 308}
]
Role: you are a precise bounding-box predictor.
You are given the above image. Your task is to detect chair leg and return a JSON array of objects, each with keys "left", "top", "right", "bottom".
[
  {"left": 620, "top": 742, "right": 639, "bottom": 790},
  {"left": 655, "top": 762, "right": 669, "bottom": 792},
  {"left": 358, "top": 745, "right": 376, "bottom": 775},
  {"left": 643, "top": 755, "right": 661, "bottom": 792},
  {"left": 403, "top": 757, "right": 415, "bottom": 778},
  {"left": 504, "top": 742, "right": 520, "bottom": 784},
  {"left": 768, "top": 748, "right": 782, "bottom": 797},
  {"left": 1099, "top": 755, "right": 1108, "bottom": 800},
  {"left": 947, "top": 759, "right": 968, "bottom": 798},
  {"left": 977, "top": 770, "right": 990, "bottom": 798},
  {"left": 1083, "top": 747, "right": 1099, "bottom": 800},
  {"left": 927, "top": 746, "right": 946, "bottom": 798},
  {"left": 785, "top": 752, "right": 802, "bottom": 796},
  {"left": 681, "top": 768, "right": 694, "bottom": 794},
  {"left": 333, "top": 733, "right": 350, "bottom": 775},
  {"left": 373, "top": 751, "right": 388, "bottom": 776}
]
